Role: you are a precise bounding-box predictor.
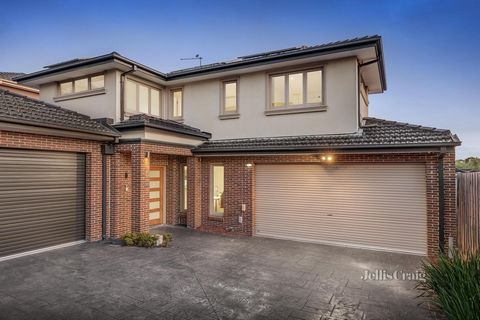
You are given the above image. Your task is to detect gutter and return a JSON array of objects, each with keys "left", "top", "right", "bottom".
[
  {"left": 193, "top": 145, "right": 456, "bottom": 156},
  {"left": 0, "top": 117, "right": 119, "bottom": 140},
  {"left": 192, "top": 142, "right": 461, "bottom": 155},
  {"left": 114, "top": 121, "right": 211, "bottom": 139}
]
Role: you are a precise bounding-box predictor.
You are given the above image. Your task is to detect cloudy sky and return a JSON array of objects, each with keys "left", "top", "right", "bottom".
[{"left": 1, "top": 0, "right": 478, "bottom": 158}]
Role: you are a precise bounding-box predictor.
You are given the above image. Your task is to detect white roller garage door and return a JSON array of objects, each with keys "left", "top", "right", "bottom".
[{"left": 255, "top": 163, "right": 427, "bottom": 255}]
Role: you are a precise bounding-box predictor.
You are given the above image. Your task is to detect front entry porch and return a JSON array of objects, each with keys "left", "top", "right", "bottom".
[{"left": 108, "top": 141, "right": 193, "bottom": 238}]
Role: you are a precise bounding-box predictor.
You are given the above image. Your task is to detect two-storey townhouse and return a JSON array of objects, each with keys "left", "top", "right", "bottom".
[{"left": 0, "top": 36, "right": 460, "bottom": 260}]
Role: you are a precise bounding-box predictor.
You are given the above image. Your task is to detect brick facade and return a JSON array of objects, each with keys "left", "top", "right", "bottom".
[
  {"left": 0, "top": 129, "right": 456, "bottom": 258},
  {"left": 0, "top": 130, "right": 105, "bottom": 241},
  {"left": 192, "top": 151, "right": 456, "bottom": 258}
]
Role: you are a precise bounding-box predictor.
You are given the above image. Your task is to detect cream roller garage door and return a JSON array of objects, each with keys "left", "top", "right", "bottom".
[{"left": 255, "top": 163, "right": 427, "bottom": 255}]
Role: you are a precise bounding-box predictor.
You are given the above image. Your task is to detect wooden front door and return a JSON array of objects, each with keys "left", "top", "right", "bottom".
[{"left": 149, "top": 166, "right": 164, "bottom": 225}]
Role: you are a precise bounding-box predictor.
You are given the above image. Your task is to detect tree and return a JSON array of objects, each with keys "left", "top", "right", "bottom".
[{"left": 456, "top": 157, "right": 480, "bottom": 171}]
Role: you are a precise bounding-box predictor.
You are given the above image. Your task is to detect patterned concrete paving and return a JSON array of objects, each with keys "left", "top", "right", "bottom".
[{"left": 0, "top": 226, "right": 442, "bottom": 320}]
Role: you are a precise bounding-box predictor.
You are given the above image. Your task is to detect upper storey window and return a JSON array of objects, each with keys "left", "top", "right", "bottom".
[
  {"left": 219, "top": 80, "right": 239, "bottom": 119},
  {"left": 268, "top": 68, "right": 324, "bottom": 113},
  {"left": 170, "top": 88, "right": 183, "bottom": 120},
  {"left": 125, "top": 79, "right": 161, "bottom": 116},
  {"left": 59, "top": 74, "right": 105, "bottom": 96}
]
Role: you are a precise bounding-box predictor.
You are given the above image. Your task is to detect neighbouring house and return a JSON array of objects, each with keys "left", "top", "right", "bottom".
[
  {"left": 0, "top": 72, "right": 39, "bottom": 99},
  {"left": 0, "top": 35, "right": 460, "bottom": 260}
]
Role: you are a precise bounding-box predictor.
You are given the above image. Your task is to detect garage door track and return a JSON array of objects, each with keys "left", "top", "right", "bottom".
[{"left": 0, "top": 226, "right": 441, "bottom": 320}]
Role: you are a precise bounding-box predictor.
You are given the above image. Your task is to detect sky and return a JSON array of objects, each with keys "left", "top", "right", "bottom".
[{"left": 1, "top": 0, "right": 479, "bottom": 158}]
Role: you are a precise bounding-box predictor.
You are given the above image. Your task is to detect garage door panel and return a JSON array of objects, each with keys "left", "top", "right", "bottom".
[
  {"left": 255, "top": 164, "right": 427, "bottom": 255},
  {"left": 0, "top": 149, "right": 85, "bottom": 257}
]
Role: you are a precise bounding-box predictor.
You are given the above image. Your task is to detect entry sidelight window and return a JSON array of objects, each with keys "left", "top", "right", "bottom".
[
  {"left": 181, "top": 165, "right": 188, "bottom": 211},
  {"left": 211, "top": 165, "right": 225, "bottom": 215}
]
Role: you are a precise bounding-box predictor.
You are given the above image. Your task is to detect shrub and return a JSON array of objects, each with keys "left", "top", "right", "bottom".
[
  {"left": 418, "top": 250, "right": 480, "bottom": 320},
  {"left": 161, "top": 232, "right": 173, "bottom": 247},
  {"left": 120, "top": 232, "right": 159, "bottom": 248}
]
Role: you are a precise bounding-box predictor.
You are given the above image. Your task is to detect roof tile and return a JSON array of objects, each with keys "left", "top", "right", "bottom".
[
  {"left": 0, "top": 89, "right": 119, "bottom": 137},
  {"left": 193, "top": 117, "right": 460, "bottom": 153}
]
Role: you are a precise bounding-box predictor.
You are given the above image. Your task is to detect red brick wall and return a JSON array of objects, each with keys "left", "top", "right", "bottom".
[
  {"left": 111, "top": 141, "right": 191, "bottom": 237},
  {"left": 0, "top": 130, "right": 105, "bottom": 241},
  {"left": 193, "top": 151, "right": 456, "bottom": 258},
  {"left": 110, "top": 151, "right": 132, "bottom": 237},
  {"left": 1, "top": 130, "right": 455, "bottom": 258}
]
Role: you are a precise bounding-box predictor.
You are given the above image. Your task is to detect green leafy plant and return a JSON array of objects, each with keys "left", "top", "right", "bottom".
[
  {"left": 161, "top": 232, "right": 173, "bottom": 247},
  {"left": 418, "top": 250, "right": 480, "bottom": 320},
  {"left": 120, "top": 232, "right": 159, "bottom": 248}
]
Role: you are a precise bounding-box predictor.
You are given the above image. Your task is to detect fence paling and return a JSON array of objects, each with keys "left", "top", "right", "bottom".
[{"left": 457, "top": 172, "right": 480, "bottom": 254}]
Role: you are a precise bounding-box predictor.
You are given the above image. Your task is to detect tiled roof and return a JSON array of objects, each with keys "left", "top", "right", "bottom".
[
  {"left": 168, "top": 35, "right": 380, "bottom": 76},
  {"left": 193, "top": 117, "right": 460, "bottom": 153},
  {"left": 15, "top": 35, "right": 384, "bottom": 87},
  {"left": 114, "top": 114, "right": 211, "bottom": 139},
  {"left": 0, "top": 72, "right": 25, "bottom": 81},
  {"left": 0, "top": 89, "right": 119, "bottom": 137}
]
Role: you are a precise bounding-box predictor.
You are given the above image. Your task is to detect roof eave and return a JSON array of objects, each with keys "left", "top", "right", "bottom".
[
  {"left": 167, "top": 36, "right": 385, "bottom": 80},
  {"left": 193, "top": 142, "right": 460, "bottom": 154},
  {"left": 14, "top": 52, "right": 168, "bottom": 83},
  {"left": 0, "top": 116, "right": 120, "bottom": 138},
  {"left": 113, "top": 121, "right": 211, "bottom": 139}
]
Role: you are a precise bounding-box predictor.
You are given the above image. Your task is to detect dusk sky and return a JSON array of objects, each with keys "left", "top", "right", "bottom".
[{"left": 1, "top": 0, "right": 478, "bottom": 158}]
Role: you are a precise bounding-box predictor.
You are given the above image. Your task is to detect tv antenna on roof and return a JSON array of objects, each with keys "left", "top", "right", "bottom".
[{"left": 180, "top": 54, "right": 203, "bottom": 66}]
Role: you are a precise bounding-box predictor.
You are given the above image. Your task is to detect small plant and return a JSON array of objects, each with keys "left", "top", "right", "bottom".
[
  {"left": 161, "top": 232, "right": 173, "bottom": 247},
  {"left": 417, "top": 250, "right": 480, "bottom": 320},
  {"left": 120, "top": 232, "right": 159, "bottom": 248}
]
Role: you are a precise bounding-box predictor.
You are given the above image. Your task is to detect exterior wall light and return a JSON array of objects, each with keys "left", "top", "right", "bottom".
[
  {"left": 144, "top": 151, "right": 150, "bottom": 158},
  {"left": 320, "top": 155, "right": 334, "bottom": 162},
  {"left": 245, "top": 163, "right": 253, "bottom": 168}
]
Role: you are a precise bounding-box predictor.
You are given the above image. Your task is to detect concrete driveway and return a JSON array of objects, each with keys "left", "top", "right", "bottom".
[{"left": 0, "top": 226, "right": 440, "bottom": 320}]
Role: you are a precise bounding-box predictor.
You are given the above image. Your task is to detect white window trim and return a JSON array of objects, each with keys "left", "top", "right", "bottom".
[
  {"left": 210, "top": 164, "right": 225, "bottom": 217},
  {"left": 219, "top": 79, "right": 240, "bottom": 119},
  {"left": 124, "top": 78, "right": 162, "bottom": 117},
  {"left": 57, "top": 73, "right": 106, "bottom": 97},
  {"left": 169, "top": 88, "right": 184, "bottom": 122},
  {"left": 266, "top": 67, "right": 327, "bottom": 116}
]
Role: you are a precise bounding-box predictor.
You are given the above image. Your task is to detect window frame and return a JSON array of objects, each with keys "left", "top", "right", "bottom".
[
  {"left": 266, "top": 66, "right": 326, "bottom": 115},
  {"left": 210, "top": 164, "right": 225, "bottom": 217},
  {"left": 169, "top": 88, "right": 184, "bottom": 121},
  {"left": 124, "top": 78, "right": 162, "bottom": 117},
  {"left": 58, "top": 73, "right": 106, "bottom": 97},
  {"left": 219, "top": 79, "right": 240, "bottom": 119}
]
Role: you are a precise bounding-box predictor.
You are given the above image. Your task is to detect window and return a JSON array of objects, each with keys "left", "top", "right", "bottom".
[
  {"left": 90, "top": 75, "right": 105, "bottom": 90},
  {"left": 211, "top": 165, "right": 224, "bottom": 216},
  {"left": 171, "top": 89, "right": 183, "bottom": 119},
  {"left": 222, "top": 80, "right": 238, "bottom": 114},
  {"left": 181, "top": 165, "right": 188, "bottom": 211},
  {"left": 125, "top": 79, "right": 161, "bottom": 116},
  {"left": 269, "top": 68, "right": 323, "bottom": 109},
  {"left": 59, "top": 74, "right": 105, "bottom": 96}
]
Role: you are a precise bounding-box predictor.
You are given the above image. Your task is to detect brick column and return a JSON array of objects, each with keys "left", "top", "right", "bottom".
[
  {"left": 85, "top": 149, "right": 103, "bottom": 241},
  {"left": 131, "top": 145, "right": 150, "bottom": 233},
  {"left": 443, "top": 149, "right": 457, "bottom": 251},
  {"left": 186, "top": 157, "right": 202, "bottom": 229}
]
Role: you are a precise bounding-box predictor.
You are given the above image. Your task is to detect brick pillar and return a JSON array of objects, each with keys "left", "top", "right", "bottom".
[
  {"left": 443, "top": 149, "right": 457, "bottom": 251},
  {"left": 166, "top": 156, "right": 180, "bottom": 225},
  {"left": 425, "top": 155, "right": 439, "bottom": 258},
  {"left": 85, "top": 148, "right": 103, "bottom": 241},
  {"left": 132, "top": 145, "right": 150, "bottom": 233},
  {"left": 186, "top": 157, "right": 202, "bottom": 229}
]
